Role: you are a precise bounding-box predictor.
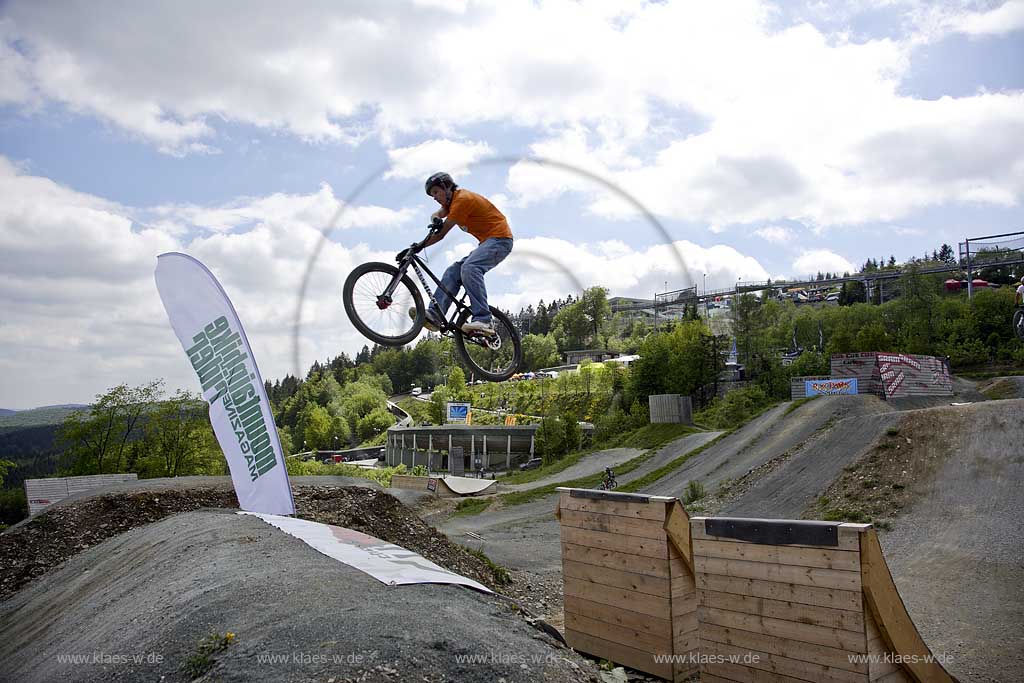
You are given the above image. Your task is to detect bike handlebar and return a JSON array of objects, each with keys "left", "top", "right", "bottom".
[{"left": 415, "top": 217, "right": 444, "bottom": 250}]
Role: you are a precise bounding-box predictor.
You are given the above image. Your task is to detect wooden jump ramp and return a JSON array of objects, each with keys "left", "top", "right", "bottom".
[{"left": 555, "top": 487, "right": 958, "bottom": 683}]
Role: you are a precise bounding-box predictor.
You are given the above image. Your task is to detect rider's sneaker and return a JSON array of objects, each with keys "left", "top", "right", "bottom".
[
  {"left": 409, "top": 307, "right": 442, "bottom": 332},
  {"left": 462, "top": 319, "right": 496, "bottom": 336}
]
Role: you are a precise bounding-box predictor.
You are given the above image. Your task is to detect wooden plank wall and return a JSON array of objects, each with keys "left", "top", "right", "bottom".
[
  {"left": 558, "top": 489, "right": 698, "bottom": 681},
  {"left": 691, "top": 519, "right": 872, "bottom": 683}
]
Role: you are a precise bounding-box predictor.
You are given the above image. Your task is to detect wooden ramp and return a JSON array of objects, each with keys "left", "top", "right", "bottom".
[{"left": 556, "top": 489, "right": 958, "bottom": 683}]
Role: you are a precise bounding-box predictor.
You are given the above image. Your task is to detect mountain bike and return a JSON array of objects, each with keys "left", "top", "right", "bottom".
[
  {"left": 1014, "top": 306, "right": 1024, "bottom": 342},
  {"left": 342, "top": 220, "right": 523, "bottom": 382}
]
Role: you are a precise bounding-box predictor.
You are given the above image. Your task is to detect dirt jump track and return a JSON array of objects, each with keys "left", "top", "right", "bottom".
[
  {"left": 649, "top": 394, "right": 1022, "bottom": 682},
  {"left": 1, "top": 387, "right": 1020, "bottom": 682}
]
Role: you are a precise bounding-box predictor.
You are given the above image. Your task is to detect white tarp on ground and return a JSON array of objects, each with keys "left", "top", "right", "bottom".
[
  {"left": 440, "top": 476, "right": 498, "bottom": 496},
  {"left": 240, "top": 512, "right": 491, "bottom": 593}
]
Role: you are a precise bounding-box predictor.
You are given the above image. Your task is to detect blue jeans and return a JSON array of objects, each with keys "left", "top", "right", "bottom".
[{"left": 432, "top": 238, "right": 513, "bottom": 323}]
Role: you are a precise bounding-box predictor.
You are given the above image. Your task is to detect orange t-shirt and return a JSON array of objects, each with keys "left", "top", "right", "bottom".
[{"left": 447, "top": 189, "right": 513, "bottom": 243}]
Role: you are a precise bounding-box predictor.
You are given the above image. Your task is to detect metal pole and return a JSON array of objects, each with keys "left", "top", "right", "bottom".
[
  {"left": 965, "top": 239, "right": 973, "bottom": 300},
  {"left": 483, "top": 435, "right": 488, "bottom": 470},
  {"left": 506, "top": 434, "right": 511, "bottom": 471},
  {"left": 428, "top": 434, "right": 433, "bottom": 474}
]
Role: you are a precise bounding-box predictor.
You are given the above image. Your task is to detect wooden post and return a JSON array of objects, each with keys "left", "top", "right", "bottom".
[
  {"left": 483, "top": 435, "right": 488, "bottom": 469},
  {"left": 506, "top": 434, "right": 511, "bottom": 470},
  {"left": 401, "top": 434, "right": 406, "bottom": 467}
]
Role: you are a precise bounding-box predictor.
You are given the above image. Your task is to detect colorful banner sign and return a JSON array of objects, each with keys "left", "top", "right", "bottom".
[
  {"left": 806, "top": 378, "right": 858, "bottom": 396},
  {"left": 446, "top": 402, "right": 471, "bottom": 424}
]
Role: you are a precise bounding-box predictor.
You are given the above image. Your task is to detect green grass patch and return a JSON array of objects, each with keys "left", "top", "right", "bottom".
[
  {"left": 460, "top": 545, "right": 511, "bottom": 585},
  {"left": 453, "top": 497, "right": 492, "bottom": 516},
  {"left": 499, "top": 424, "right": 696, "bottom": 486},
  {"left": 618, "top": 431, "right": 730, "bottom": 493},
  {"left": 183, "top": 631, "right": 235, "bottom": 679},
  {"left": 979, "top": 379, "right": 1020, "bottom": 401},
  {"left": 783, "top": 395, "right": 818, "bottom": 416},
  {"left": 598, "top": 423, "right": 698, "bottom": 450},
  {"left": 397, "top": 397, "right": 434, "bottom": 425},
  {"left": 682, "top": 480, "right": 706, "bottom": 504}
]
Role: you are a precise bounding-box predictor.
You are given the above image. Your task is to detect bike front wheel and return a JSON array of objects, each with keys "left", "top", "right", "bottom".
[
  {"left": 343, "top": 262, "right": 424, "bottom": 346},
  {"left": 453, "top": 306, "right": 523, "bottom": 382},
  {"left": 1014, "top": 309, "right": 1024, "bottom": 342}
]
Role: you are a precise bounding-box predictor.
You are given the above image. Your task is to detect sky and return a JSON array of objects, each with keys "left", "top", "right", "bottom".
[{"left": 1, "top": 0, "right": 1022, "bottom": 409}]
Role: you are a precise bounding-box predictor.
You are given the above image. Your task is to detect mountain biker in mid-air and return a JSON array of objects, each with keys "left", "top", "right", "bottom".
[{"left": 405, "top": 172, "right": 513, "bottom": 336}]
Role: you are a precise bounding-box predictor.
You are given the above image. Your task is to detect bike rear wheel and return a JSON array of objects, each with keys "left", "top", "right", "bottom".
[
  {"left": 343, "top": 262, "right": 424, "bottom": 346},
  {"left": 453, "top": 306, "right": 523, "bottom": 382}
]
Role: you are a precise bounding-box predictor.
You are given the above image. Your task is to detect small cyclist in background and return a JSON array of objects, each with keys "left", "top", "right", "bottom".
[
  {"left": 601, "top": 466, "right": 617, "bottom": 490},
  {"left": 405, "top": 172, "right": 513, "bottom": 336},
  {"left": 1016, "top": 277, "right": 1024, "bottom": 306}
]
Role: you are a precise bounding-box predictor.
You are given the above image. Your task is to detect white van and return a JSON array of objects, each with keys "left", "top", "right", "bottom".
[{"left": 411, "top": 387, "right": 422, "bottom": 396}]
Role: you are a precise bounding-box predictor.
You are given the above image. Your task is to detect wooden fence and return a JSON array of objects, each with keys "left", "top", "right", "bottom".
[{"left": 557, "top": 488, "right": 958, "bottom": 683}]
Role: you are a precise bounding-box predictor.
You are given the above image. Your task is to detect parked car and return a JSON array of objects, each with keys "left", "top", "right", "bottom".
[
  {"left": 411, "top": 387, "right": 422, "bottom": 396},
  {"left": 519, "top": 458, "right": 543, "bottom": 471}
]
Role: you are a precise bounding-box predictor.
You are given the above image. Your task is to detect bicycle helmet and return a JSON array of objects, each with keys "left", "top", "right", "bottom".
[{"left": 425, "top": 172, "right": 457, "bottom": 201}]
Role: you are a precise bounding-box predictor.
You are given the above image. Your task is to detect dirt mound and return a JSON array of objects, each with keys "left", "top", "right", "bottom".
[
  {"left": 0, "top": 510, "right": 598, "bottom": 683},
  {"left": 644, "top": 395, "right": 892, "bottom": 502},
  {"left": 976, "top": 375, "right": 1024, "bottom": 400},
  {"left": 805, "top": 406, "right": 962, "bottom": 526},
  {"left": 1, "top": 485, "right": 509, "bottom": 604}
]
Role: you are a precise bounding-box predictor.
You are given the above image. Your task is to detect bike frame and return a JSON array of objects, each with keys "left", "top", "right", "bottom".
[{"left": 389, "top": 251, "right": 473, "bottom": 335}]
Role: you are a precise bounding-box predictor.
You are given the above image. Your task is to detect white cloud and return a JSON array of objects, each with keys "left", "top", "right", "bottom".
[
  {"left": 385, "top": 139, "right": 494, "bottom": 181},
  {"left": 755, "top": 225, "right": 795, "bottom": 243},
  {"left": 0, "top": 158, "right": 410, "bottom": 408},
  {"left": 792, "top": 249, "right": 857, "bottom": 276},
  {"left": 2, "top": 1, "right": 1021, "bottom": 226},
  {"left": 950, "top": 0, "right": 1024, "bottom": 36}
]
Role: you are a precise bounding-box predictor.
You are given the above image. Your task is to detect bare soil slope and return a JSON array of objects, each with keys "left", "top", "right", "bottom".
[
  {"left": 878, "top": 402, "right": 1023, "bottom": 683},
  {"left": 722, "top": 399, "right": 1023, "bottom": 682},
  {"left": 644, "top": 395, "right": 893, "bottom": 500}
]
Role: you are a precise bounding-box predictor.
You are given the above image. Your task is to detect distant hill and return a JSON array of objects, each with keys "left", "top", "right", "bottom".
[
  {"left": 0, "top": 409, "right": 15, "bottom": 416},
  {"left": 0, "top": 405, "right": 86, "bottom": 433}
]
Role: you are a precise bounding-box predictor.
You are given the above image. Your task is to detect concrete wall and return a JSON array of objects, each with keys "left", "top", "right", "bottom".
[
  {"left": 649, "top": 394, "right": 694, "bottom": 425},
  {"left": 24, "top": 474, "right": 138, "bottom": 516}
]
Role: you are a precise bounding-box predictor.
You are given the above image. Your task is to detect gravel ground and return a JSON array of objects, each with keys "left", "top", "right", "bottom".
[
  {"left": 879, "top": 401, "right": 1024, "bottom": 683},
  {"left": 718, "top": 410, "right": 900, "bottom": 518},
  {"left": 0, "top": 510, "right": 601, "bottom": 683},
  {"left": 644, "top": 396, "right": 892, "bottom": 499}
]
